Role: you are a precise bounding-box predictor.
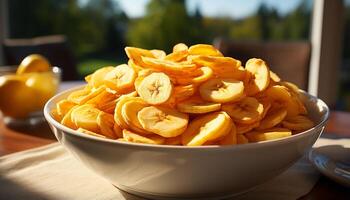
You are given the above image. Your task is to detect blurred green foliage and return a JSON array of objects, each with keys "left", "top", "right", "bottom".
[
  {"left": 127, "top": 0, "right": 311, "bottom": 51},
  {"left": 8, "top": 0, "right": 127, "bottom": 56}
]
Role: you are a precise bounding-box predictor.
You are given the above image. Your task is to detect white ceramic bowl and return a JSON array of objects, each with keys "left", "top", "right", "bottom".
[{"left": 44, "top": 86, "right": 329, "bottom": 199}]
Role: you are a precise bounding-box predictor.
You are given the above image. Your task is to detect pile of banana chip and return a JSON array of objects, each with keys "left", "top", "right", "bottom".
[{"left": 52, "top": 43, "right": 314, "bottom": 146}]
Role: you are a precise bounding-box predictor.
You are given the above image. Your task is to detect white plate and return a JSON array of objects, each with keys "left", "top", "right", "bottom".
[{"left": 309, "top": 144, "right": 350, "bottom": 187}]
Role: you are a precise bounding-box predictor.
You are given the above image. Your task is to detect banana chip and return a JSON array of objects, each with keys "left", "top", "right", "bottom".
[{"left": 53, "top": 43, "right": 314, "bottom": 146}]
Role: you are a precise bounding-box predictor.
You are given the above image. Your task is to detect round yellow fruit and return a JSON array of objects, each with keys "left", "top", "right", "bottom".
[
  {"left": 25, "top": 72, "right": 59, "bottom": 109},
  {"left": 0, "top": 75, "right": 38, "bottom": 118},
  {"left": 16, "top": 54, "right": 51, "bottom": 74}
]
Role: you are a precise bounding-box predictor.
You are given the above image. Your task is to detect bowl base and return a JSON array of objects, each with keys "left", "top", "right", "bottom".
[{"left": 114, "top": 184, "right": 251, "bottom": 200}]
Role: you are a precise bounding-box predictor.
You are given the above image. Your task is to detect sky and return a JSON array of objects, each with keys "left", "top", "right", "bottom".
[{"left": 117, "top": 0, "right": 305, "bottom": 19}]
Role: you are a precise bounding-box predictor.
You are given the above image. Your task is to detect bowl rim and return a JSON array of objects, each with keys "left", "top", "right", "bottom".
[{"left": 44, "top": 85, "right": 330, "bottom": 151}]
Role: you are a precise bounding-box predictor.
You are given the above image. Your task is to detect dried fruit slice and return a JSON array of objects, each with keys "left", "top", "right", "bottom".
[
  {"left": 237, "top": 134, "right": 249, "bottom": 144},
  {"left": 177, "top": 97, "right": 221, "bottom": 114},
  {"left": 182, "top": 111, "right": 232, "bottom": 146},
  {"left": 103, "top": 64, "right": 136, "bottom": 92},
  {"left": 97, "top": 112, "right": 118, "bottom": 139},
  {"left": 164, "top": 135, "right": 182, "bottom": 145},
  {"left": 188, "top": 44, "right": 223, "bottom": 57},
  {"left": 173, "top": 43, "right": 188, "bottom": 52},
  {"left": 137, "top": 72, "right": 173, "bottom": 105},
  {"left": 122, "top": 129, "right": 165, "bottom": 145},
  {"left": 150, "top": 49, "right": 166, "bottom": 59},
  {"left": 222, "top": 97, "right": 264, "bottom": 124},
  {"left": 89, "top": 66, "right": 114, "bottom": 88},
  {"left": 125, "top": 47, "right": 155, "bottom": 66},
  {"left": 236, "top": 121, "right": 260, "bottom": 134},
  {"left": 114, "top": 96, "right": 135, "bottom": 129},
  {"left": 121, "top": 98, "right": 151, "bottom": 134},
  {"left": 67, "top": 86, "right": 105, "bottom": 105},
  {"left": 265, "top": 85, "right": 300, "bottom": 117},
  {"left": 165, "top": 49, "right": 188, "bottom": 62},
  {"left": 199, "top": 78, "right": 244, "bottom": 103},
  {"left": 245, "top": 58, "right": 270, "bottom": 96},
  {"left": 61, "top": 105, "right": 79, "bottom": 130},
  {"left": 245, "top": 128, "right": 292, "bottom": 142},
  {"left": 190, "top": 55, "right": 240, "bottom": 69},
  {"left": 282, "top": 115, "right": 314, "bottom": 131},
  {"left": 142, "top": 56, "right": 197, "bottom": 73},
  {"left": 176, "top": 66, "right": 213, "bottom": 85},
  {"left": 219, "top": 124, "right": 237, "bottom": 145},
  {"left": 173, "top": 84, "right": 196, "bottom": 102},
  {"left": 256, "top": 105, "right": 287, "bottom": 130},
  {"left": 138, "top": 106, "right": 189, "bottom": 137},
  {"left": 56, "top": 99, "right": 76, "bottom": 116},
  {"left": 71, "top": 104, "right": 100, "bottom": 132},
  {"left": 77, "top": 128, "right": 106, "bottom": 138}
]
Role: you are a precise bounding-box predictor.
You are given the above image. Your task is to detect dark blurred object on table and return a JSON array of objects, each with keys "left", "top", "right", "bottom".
[
  {"left": 215, "top": 38, "right": 311, "bottom": 90},
  {"left": 2, "top": 35, "right": 78, "bottom": 80}
]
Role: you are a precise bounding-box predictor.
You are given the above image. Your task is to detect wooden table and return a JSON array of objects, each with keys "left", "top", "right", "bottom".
[{"left": 0, "top": 88, "right": 349, "bottom": 199}]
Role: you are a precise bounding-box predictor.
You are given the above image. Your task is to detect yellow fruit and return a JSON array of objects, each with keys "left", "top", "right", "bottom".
[
  {"left": 176, "top": 66, "right": 213, "bottom": 85},
  {"left": 219, "top": 124, "right": 237, "bottom": 145},
  {"left": 270, "top": 71, "right": 281, "bottom": 82},
  {"left": 215, "top": 66, "right": 246, "bottom": 80},
  {"left": 222, "top": 97, "right": 264, "bottom": 124},
  {"left": 165, "top": 51, "right": 189, "bottom": 62},
  {"left": 137, "top": 72, "right": 173, "bottom": 105},
  {"left": 265, "top": 85, "right": 300, "bottom": 117},
  {"left": 103, "top": 64, "right": 136, "bottom": 92},
  {"left": 237, "top": 134, "right": 249, "bottom": 144},
  {"left": 61, "top": 105, "right": 78, "bottom": 130},
  {"left": 16, "top": 54, "right": 50, "bottom": 74},
  {"left": 51, "top": 109, "right": 62, "bottom": 122},
  {"left": 236, "top": 121, "right": 260, "bottom": 134},
  {"left": 150, "top": 49, "right": 166, "bottom": 59},
  {"left": 121, "top": 98, "right": 151, "bottom": 134},
  {"left": 122, "top": 129, "right": 165, "bottom": 145},
  {"left": 164, "top": 135, "right": 182, "bottom": 145},
  {"left": 173, "top": 43, "right": 188, "bottom": 52},
  {"left": 97, "top": 112, "right": 118, "bottom": 139},
  {"left": 71, "top": 104, "right": 100, "bottom": 132},
  {"left": 256, "top": 105, "right": 287, "bottom": 130},
  {"left": 188, "top": 44, "right": 223, "bottom": 57},
  {"left": 56, "top": 99, "right": 76, "bottom": 116},
  {"left": 245, "top": 128, "right": 292, "bottom": 142},
  {"left": 113, "top": 124, "right": 123, "bottom": 138},
  {"left": 138, "top": 106, "right": 189, "bottom": 137},
  {"left": 67, "top": 86, "right": 105, "bottom": 105},
  {"left": 190, "top": 55, "right": 240, "bottom": 69},
  {"left": 77, "top": 128, "right": 106, "bottom": 138},
  {"left": 173, "top": 84, "right": 196, "bottom": 102},
  {"left": 0, "top": 75, "right": 38, "bottom": 118},
  {"left": 245, "top": 58, "right": 270, "bottom": 96},
  {"left": 125, "top": 47, "right": 155, "bottom": 66},
  {"left": 182, "top": 111, "right": 232, "bottom": 146},
  {"left": 199, "top": 78, "right": 244, "bottom": 103},
  {"left": 89, "top": 66, "right": 114, "bottom": 88},
  {"left": 114, "top": 96, "right": 135, "bottom": 129},
  {"left": 282, "top": 115, "right": 314, "bottom": 131},
  {"left": 177, "top": 97, "right": 221, "bottom": 114},
  {"left": 25, "top": 72, "right": 59, "bottom": 108},
  {"left": 142, "top": 56, "right": 197, "bottom": 74}
]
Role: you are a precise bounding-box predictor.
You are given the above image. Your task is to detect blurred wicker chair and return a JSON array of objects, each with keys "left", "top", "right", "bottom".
[
  {"left": 2, "top": 35, "right": 78, "bottom": 80},
  {"left": 214, "top": 38, "right": 311, "bottom": 90}
]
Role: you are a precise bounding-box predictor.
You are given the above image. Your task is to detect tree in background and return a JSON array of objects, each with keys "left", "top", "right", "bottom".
[
  {"left": 7, "top": 0, "right": 128, "bottom": 56},
  {"left": 126, "top": 0, "right": 206, "bottom": 53}
]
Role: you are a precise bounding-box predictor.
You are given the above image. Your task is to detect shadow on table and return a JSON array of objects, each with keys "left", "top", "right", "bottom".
[
  {"left": 5, "top": 121, "right": 56, "bottom": 140},
  {"left": 0, "top": 175, "right": 54, "bottom": 200}
]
